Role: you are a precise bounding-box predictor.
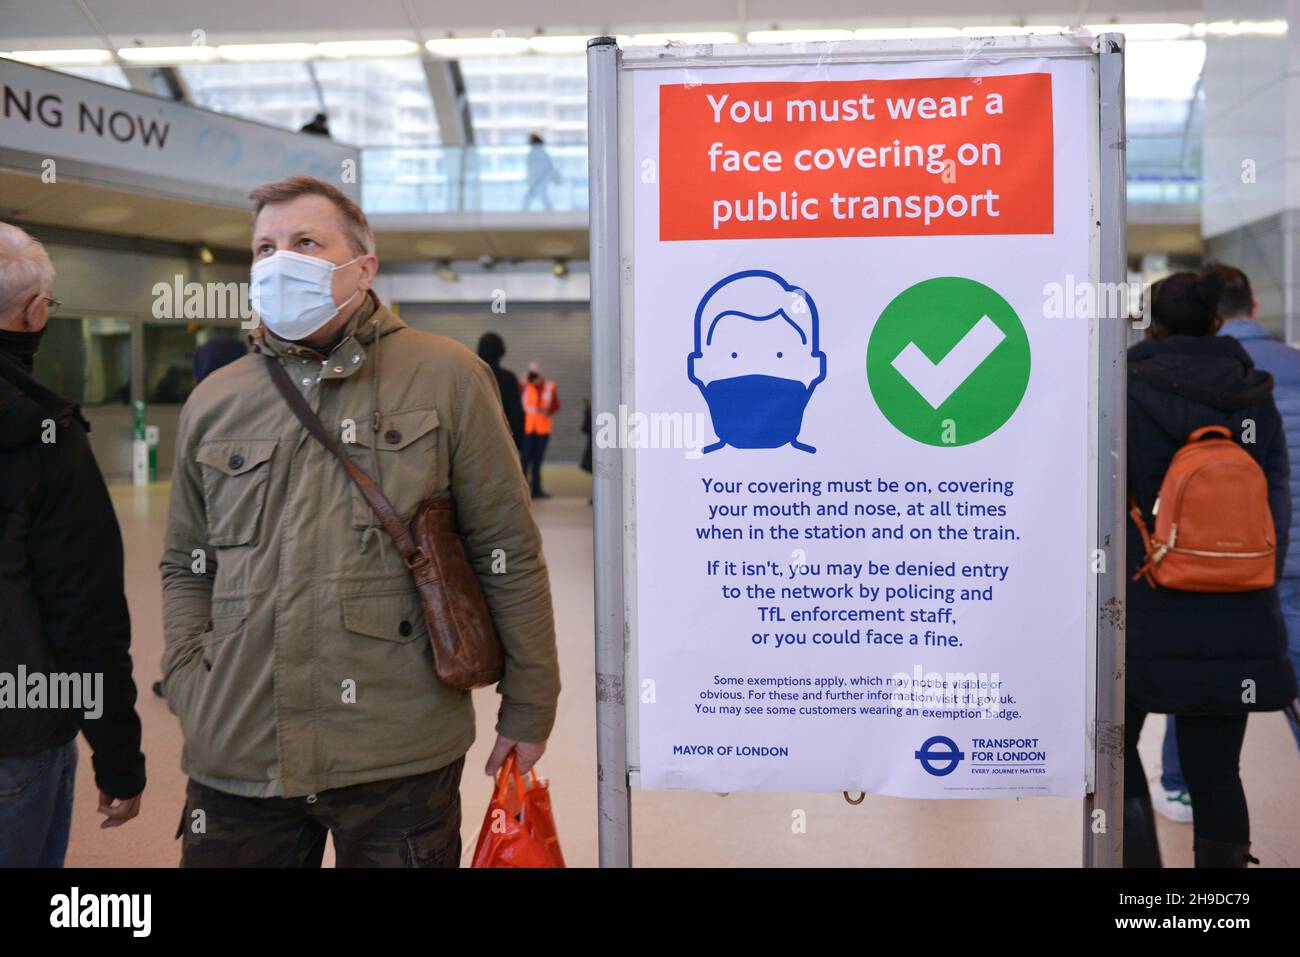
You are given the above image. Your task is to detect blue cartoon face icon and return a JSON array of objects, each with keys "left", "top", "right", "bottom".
[{"left": 688, "top": 270, "right": 827, "bottom": 454}]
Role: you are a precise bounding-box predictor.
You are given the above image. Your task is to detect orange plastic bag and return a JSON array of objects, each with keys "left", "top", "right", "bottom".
[{"left": 471, "top": 752, "right": 565, "bottom": 868}]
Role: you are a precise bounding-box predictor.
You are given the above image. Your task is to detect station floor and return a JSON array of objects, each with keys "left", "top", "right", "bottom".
[{"left": 65, "top": 468, "right": 1298, "bottom": 868}]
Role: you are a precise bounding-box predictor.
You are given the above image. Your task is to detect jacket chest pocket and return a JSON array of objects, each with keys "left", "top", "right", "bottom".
[
  {"left": 195, "top": 439, "right": 277, "bottom": 547},
  {"left": 340, "top": 409, "right": 440, "bottom": 529},
  {"left": 341, "top": 588, "right": 428, "bottom": 643}
]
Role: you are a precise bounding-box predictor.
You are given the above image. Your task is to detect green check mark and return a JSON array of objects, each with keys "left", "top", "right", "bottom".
[{"left": 866, "top": 277, "right": 1030, "bottom": 447}]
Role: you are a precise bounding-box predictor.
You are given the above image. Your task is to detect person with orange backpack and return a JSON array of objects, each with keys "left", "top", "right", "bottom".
[{"left": 1125, "top": 270, "right": 1297, "bottom": 868}]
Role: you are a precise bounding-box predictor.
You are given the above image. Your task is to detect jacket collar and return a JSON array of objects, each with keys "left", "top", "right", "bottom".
[
  {"left": 1219, "top": 318, "right": 1270, "bottom": 342},
  {"left": 1128, "top": 333, "right": 1273, "bottom": 411},
  {"left": 1129, "top": 332, "right": 1255, "bottom": 366},
  {"left": 0, "top": 353, "right": 87, "bottom": 449},
  {"left": 248, "top": 291, "right": 405, "bottom": 373}
]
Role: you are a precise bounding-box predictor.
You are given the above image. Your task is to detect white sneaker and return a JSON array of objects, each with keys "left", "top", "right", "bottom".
[{"left": 1153, "top": 786, "right": 1193, "bottom": 823}]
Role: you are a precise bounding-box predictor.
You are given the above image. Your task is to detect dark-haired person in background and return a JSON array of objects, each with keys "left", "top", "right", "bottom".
[
  {"left": 1125, "top": 270, "right": 1297, "bottom": 867},
  {"left": 522, "top": 132, "right": 561, "bottom": 211},
  {"left": 1208, "top": 263, "right": 1300, "bottom": 751},
  {"left": 476, "top": 332, "right": 525, "bottom": 450},
  {"left": 193, "top": 335, "right": 248, "bottom": 386},
  {"left": 299, "top": 112, "right": 331, "bottom": 138}
]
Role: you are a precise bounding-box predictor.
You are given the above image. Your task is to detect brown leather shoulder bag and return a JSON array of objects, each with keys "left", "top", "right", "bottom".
[{"left": 265, "top": 356, "right": 504, "bottom": 689}]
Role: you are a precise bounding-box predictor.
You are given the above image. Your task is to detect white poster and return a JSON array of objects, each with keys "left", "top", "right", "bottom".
[{"left": 629, "top": 52, "right": 1094, "bottom": 797}]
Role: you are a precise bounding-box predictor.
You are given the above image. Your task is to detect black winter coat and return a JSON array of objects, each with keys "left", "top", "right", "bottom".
[
  {"left": 490, "top": 365, "right": 526, "bottom": 450},
  {"left": 1126, "top": 334, "right": 1298, "bottom": 714},
  {"left": 0, "top": 354, "right": 145, "bottom": 798}
]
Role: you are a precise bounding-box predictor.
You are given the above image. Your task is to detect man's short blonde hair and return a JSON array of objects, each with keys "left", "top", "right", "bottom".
[
  {"left": 0, "top": 223, "right": 55, "bottom": 317},
  {"left": 249, "top": 175, "right": 375, "bottom": 257}
]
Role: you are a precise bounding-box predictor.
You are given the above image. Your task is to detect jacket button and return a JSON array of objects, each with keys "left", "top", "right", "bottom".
[
  {"left": 228, "top": 454, "right": 244, "bottom": 470},
  {"left": 203, "top": 658, "right": 212, "bottom": 671},
  {"left": 385, "top": 429, "right": 402, "bottom": 445},
  {"left": 399, "top": 620, "right": 413, "bottom": 637}
]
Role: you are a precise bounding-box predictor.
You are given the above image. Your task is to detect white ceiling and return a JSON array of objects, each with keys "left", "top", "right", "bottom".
[{"left": 1, "top": 0, "right": 1206, "bottom": 48}]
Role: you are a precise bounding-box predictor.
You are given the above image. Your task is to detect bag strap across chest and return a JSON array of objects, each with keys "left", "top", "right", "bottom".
[{"left": 264, "top": 355, "right": 432, "bottom": 575}]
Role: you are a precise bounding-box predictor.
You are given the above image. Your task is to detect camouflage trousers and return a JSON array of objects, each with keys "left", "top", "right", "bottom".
[{"left": 177, "top": 757, "right": 465, "bottom": 868}]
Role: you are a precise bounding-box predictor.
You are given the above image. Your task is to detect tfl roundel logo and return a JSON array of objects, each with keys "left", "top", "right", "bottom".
[{"left": 915, "top": 736, "right": 965, "bottom": 776}]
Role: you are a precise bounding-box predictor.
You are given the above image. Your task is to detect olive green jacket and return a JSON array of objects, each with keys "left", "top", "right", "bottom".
[{"left": 159, "top": 294, "right": 559, "bottom": 798}]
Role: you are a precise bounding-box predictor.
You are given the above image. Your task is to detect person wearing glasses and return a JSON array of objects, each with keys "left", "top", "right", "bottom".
[{"left": 0, "top": 222, "right": 146, "bottom": 866}]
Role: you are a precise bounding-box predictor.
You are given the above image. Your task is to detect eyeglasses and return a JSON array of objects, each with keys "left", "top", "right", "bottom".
[{"left": 43, "top": 297, "right": 61, "bottom": 316}]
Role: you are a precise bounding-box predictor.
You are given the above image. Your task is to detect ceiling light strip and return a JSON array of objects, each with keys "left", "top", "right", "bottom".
[{"left": 1, "top": 21, "right": 1288, "bottom": 69}]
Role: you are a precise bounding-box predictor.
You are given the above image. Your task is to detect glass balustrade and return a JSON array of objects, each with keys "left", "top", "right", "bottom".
[
  {"left": 362, "top": 144, "right": 590, "bottom": 213},
  {"left": 361, "top": 135, "right": 1200, "bottom": 215}
]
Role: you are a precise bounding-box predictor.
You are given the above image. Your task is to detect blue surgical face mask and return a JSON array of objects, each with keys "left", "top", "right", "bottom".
[
  {"left": 702, "top": 374, "right": 812, "bottom": 449},
  {"left": 249, "top": 250, "right": 362, "bottom": 341}
]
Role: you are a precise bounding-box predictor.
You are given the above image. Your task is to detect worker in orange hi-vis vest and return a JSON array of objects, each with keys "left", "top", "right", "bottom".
[{"left": 520, "top": 361, "right": 560, "bottom": 499}]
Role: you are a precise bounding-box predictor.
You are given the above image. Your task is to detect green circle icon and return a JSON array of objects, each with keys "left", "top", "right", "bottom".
[{"left": 866, "top": 277, "right": 1030, "bottom": 447}]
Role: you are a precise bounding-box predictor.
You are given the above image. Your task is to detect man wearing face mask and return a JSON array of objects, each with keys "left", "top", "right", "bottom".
[
  {"left": 0, "top": 223, "right": 145, "bottom": 865},
  {"left": 159, "top": 177, "right": 559, "bottom": 867}
]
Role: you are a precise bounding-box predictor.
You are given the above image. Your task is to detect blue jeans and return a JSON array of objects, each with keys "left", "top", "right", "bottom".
[
  {"left": 520, "top": 433, "right": 550, "bottom": 496},
  {"left": 1277, "top": 577, "right": 1300, "bottom": 751},
  {"left": 1160, "top": 715, "right": 1186, "bottom": 792},
  {"left": 0, "top": 738, "right": 78, "bottom": 866}
]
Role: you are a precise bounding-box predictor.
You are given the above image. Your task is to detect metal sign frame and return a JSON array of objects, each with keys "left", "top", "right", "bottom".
[{"left": 587, "top": 33, "right": 1127, "bottom": 868}]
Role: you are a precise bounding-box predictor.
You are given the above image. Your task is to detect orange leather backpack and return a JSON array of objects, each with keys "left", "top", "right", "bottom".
[{"left": 1129, "top": 425, "right": 1276, "bottom": 592}]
